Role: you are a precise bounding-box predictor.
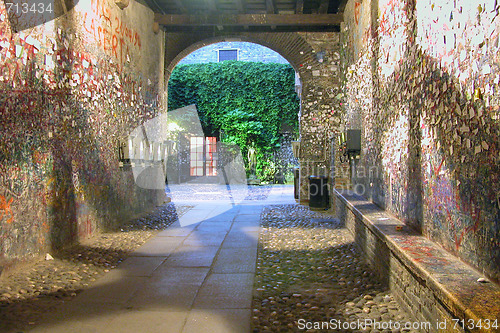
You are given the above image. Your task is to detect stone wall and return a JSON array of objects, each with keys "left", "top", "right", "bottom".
[
  {"left": 0, "top": 0, "right": 165, "bottom": 271},
  {"left": 340, "top": 0, "right": 499, "bottom": 282},
  {"left": 178, "top": 41, "right": 288, "bottom": 64},
  {"left": 296, "top": 32, "right": 344, "bottom": 203},
  {"left": 336, "top": 191, "right": 500, "bottom": 332},
  {"left": 275, "top": 132, "right": 298, "bottom": 183}
]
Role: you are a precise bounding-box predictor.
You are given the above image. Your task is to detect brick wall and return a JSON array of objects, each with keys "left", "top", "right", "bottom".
[{"left": 335, "top": 193, "right": 490, "bottom": 332}]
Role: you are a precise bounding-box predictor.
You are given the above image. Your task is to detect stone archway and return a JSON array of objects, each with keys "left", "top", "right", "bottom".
[{"left": 163, "top": 31, "right": 343, "bottom": 203}]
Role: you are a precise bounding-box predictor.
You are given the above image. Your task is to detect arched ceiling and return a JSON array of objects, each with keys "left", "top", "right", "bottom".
[{"left": 164, "top": 33, "right": 316, "bottom": 75}]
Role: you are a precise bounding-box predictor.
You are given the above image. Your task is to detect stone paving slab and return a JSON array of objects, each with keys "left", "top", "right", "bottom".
[
  {"left": 233, "top": 222, "right": 261, "bottom": 231},
  {"left": 126, "top": 281, "right": 200, "bottom": 310},
  {"left": 234, "top": 214, "right": 261, "bottom": 222},
  {"left": 105, "top": 310, "right": 188, "bottom": 333},
  {"left": 73, "top": 274, "right": 148, "bottom": 305},
  {"left": 182, "top": 233, "right": 227, "bottom": 247},
  {"left": 157, "top": 221, "right": 197, "bottom": 237},
  {"left": 164, "top": 245, "right": 220, "bottom": 267},
  {"left": 151, "top": 266, "right": 210, "bottom": 284},
  {"left": 35, "top": 307, "right": 189, "bottom": 333},
  {"left": 237, "top": 206, "right": 264, "bottom": 215},
  {"left": 195, "top": 222, "right": 233, "bottom": 231},
  {"left": 176, "top": 206, "right": 238, "bottom": 227},
  {"left": 30, "top": 302, "right": 126, "bottom": 333},
  {"left": 212, "top": 247, "right": 258, "bottom": 274},
  {"left": 113, "top": 256, "right": 166, "bottom": 277},
  {"left": 130, "top": 237, "right": 184, "bottom": 257},
  {"left": 184, "top": 226, "right": 229, "bottom": 241},
  {"left": 192, "top": 273, "right": 254, "bottom": 309},
  {"left": 225, "top": 229, "right": 259, "bottom": 240},
  {"left": 222, "top": 231, "right": 259, "bottom": 248},
  {"left": 182, "top": 309, "right": 251, "bottom": 333},
  {"left": 203, "top": 215, "right": 238, "bottom": 223}
]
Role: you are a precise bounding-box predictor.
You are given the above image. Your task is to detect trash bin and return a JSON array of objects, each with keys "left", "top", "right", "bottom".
[
  {"left": 309, "top": 175, "right": 329, "bottom": 209},
  {"left": 293, "top": 167, "right": 300, "bottom": 199}
]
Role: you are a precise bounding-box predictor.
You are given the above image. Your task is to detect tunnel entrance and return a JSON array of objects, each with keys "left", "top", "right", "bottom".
[
  {"left": 165, "top": 40, "right": 301, "bottom": 187},
  {"left": 162, "top": 31, "right": 344, "bottom": 203}
]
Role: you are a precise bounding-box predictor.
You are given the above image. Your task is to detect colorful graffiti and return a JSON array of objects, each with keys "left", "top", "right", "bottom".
[
  {"left": 0, "top": 0, "right": 163, "bottom": 265},
  {"left": 341, "top": 0, "right": 500, "bottom": 281},
  {"left": 0, "top": 195, "right": 14, "bottom": 224},
  {"left": 354, "top": 2, "right": 362, "bottom": 25},
  {"left": 82, "top": 0, "right": 142, "bottom": 65}
]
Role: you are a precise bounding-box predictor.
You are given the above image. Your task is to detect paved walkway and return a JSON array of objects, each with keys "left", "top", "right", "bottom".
[{"left": 31, "top": 185, "right": 295, "bottom": 333}]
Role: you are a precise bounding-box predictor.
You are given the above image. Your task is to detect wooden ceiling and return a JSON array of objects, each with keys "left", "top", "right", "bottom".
[{"left": 143, "top": 0, "right": 346, "bottom": 32}]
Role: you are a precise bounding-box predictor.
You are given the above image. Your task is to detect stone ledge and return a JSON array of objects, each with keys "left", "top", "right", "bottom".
[{"left": 335, "top": 189, "right": 500, "bottom": 332}]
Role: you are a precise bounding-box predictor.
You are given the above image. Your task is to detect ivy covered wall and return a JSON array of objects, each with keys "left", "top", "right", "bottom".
[
  {"left": 168, "top": 61, "right": 300, "bottom": 177},
  {"left": 341, "top": 0, "right": 500, "bottom": 282}
]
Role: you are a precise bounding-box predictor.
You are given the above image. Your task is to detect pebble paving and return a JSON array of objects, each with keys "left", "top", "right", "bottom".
[
  {"left": 251, "top": 204, "right": 416, "bottom": 333},
  {"left": 0, "top": 203, "right": 191, "bottom": 332}
]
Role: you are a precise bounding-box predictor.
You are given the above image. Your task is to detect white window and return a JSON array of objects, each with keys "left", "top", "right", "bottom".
[
  {"left": 190, "top": 137, "right": 217, "bottom": 176},
  {"left": 218, "top": 49, "right": 238, "bottom": 62}
]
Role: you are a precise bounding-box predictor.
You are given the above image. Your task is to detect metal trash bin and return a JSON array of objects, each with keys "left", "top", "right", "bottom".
[
  {"left": 293, "top": 167, "right": 300, "bottom": 199},
  {"left": 309, "top": 175, "right": 329, "bottom": 209}
]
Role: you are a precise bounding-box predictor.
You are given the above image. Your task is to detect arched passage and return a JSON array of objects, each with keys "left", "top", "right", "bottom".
[
  {"left": 163, "top": 31, "right": 344, "bottom": 202},
  {"left": 166, "top": 39, "right": 301, "bottom": 186}
]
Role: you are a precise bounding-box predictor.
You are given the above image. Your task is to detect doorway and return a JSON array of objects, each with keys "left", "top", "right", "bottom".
[{"left": 190, "top": 136, "right": 218, "bottom": 177}]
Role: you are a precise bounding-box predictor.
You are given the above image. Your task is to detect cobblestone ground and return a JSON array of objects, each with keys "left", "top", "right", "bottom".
[
  {"left": 252, "top": 205, "right": 416, "bottom": 333},
  {"left": 0, "top": 203, "right": 192, "bottom": 332}
]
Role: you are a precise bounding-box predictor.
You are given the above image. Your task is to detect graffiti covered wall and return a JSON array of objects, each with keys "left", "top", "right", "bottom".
[
  {"left": 296, "top": 32, "right": 344, "bottom": 201},
  {"left": 0, "top": 0, "right": 165, "bottom": 269},
  {"left": 341, "top": 0, "right": 500, "bottom": 281}
]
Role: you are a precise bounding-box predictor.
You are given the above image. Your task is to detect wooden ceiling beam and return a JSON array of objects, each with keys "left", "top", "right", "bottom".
[{"left": 154, "top": 13, "right": 343, "bottom": 26}]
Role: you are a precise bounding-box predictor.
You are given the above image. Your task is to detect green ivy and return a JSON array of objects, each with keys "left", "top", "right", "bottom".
[{"left": 168, "top": 61, "right": 299, "bottom": 178}]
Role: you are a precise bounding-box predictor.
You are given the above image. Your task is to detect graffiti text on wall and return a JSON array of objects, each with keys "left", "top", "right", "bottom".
[{"left": 82, "top": 0, "right": 141, "bottom": 65}]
